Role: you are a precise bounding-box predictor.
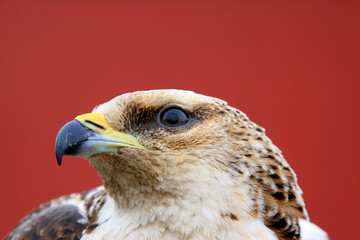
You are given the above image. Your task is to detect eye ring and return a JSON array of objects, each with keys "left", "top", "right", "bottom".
[{"left": 157, "top": 106, "right": 191, "bottom": 129}]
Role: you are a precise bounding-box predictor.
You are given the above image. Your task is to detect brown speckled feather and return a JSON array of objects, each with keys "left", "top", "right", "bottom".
[
  {"left": 6, "top": 188, "right": 107, "bottom": 240},
  {"left": 205, "top": 104, "right": 308, "bottom": 240}
]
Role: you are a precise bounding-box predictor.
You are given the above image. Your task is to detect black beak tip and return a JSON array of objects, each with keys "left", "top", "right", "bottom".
[
  {"left": 56, "top": 151, "right": 63, "bottom": 166},
  {"left": 55, "top": 132, "right": 65, "bottom": 166},
  {"left": 55, "top": 120, "right": 91, "bottom": 166}
]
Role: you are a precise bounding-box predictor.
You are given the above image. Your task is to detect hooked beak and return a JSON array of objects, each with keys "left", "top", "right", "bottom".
[{"left": 55, "top": 113, "right": 147, "bottom": 166}]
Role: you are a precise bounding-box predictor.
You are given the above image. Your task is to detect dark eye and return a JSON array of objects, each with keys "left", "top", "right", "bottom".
[{"left": 158, "top": 107, "right": 190, "bottom": 128}]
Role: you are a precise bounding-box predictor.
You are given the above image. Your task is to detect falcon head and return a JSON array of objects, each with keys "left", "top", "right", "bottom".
[{"left": 55, "top": 89, "right": 307, "bottom": 239}]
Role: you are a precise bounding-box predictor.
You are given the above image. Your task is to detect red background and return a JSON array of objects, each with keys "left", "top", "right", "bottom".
[{"left": 0, "top": 1, "right": 359, "bottom": 239}]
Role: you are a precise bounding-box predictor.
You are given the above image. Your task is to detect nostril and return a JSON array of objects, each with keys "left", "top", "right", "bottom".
[{"left": 85, "top": 120, "right": 106, "bottom": 130}]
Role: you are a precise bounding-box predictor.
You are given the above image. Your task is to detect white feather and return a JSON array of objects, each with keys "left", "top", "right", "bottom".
[{"left": 300, "top": 219, "right": 329, "bottom": 240}]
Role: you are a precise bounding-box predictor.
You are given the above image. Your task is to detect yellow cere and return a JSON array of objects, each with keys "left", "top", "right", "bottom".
[{"left": 75, "top": 113, "right": 147, "bottom": 150}]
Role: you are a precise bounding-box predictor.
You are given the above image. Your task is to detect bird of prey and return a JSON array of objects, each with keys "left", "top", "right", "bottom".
[{"left": 7, "top": 90, "right": 328, "bottom": 240}]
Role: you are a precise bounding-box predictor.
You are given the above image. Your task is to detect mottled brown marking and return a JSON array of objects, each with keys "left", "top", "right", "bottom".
[
  {"left": 85, "top": 224, "right": 99, "bottom": 234},
  {"left": 6, "top": 204, "right": 87, "bottom": 240},
  {"left": 220, "top": 212, "right": 239, "bottom": 221}
]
